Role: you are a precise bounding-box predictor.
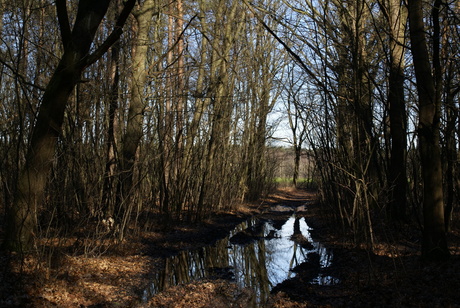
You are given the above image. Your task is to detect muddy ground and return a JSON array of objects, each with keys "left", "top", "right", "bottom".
[{"left": 1, "top": 187, "right": 460, "bottom": 307}]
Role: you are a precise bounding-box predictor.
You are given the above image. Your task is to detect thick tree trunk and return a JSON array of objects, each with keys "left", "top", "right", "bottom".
[
  {"left": 4, "top": 0, "right": 135, "bottom": 252},
  {"left": 102, "top": 31, "right": 121, "bottom": 218},
  {"left": 5, "top": 53, "right": 80, "bottom": 251},
  {"left": 441, "top": 7, "right": 459, "bottom": 232},
  {"left": 444, "top": 86, "right": 457, "bottom": 231},
  {"left": 117, "top": 0, "right": 155, "bottom": 237},
  {"left": 387, "top": 0, "right": 407, "bottom": 221},
  {"left": 293, "top": 145, "right": 301, "bottom": 187},
  {"left": 407, "top": 0, "right": 449, "bottom": 260}
]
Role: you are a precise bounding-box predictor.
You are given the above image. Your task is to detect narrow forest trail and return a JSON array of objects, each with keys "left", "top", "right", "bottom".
[
  {"left": 263, "top": 190, "right": 460, "bottom": 308},
  {"left": 3, "top": 187, "right": 460, "bottom": 307},
  {"left": 146, "top": 187, "right": 460, "bottom": 307}
]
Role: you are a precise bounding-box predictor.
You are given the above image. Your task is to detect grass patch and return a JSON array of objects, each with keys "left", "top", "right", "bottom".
[{"left": 274, "top": 177, "right": 313, "bottom": 186}]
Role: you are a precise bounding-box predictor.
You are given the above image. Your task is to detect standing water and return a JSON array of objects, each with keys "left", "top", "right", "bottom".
[{"left": 143, "top": 210, "right": 339, "bottom": 305}]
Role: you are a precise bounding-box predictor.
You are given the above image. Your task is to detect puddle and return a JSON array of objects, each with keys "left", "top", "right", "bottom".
[{"left": 143, "top": 213, "right": 339, "bottom": 305}]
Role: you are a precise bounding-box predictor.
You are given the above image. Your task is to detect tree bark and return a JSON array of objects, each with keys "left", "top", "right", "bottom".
[
  {"left": 407, "top": 0, "right": 449, "bottom": 260},
  {"left": 386, "top": 0, "right": 408, "bottom": 221},
  {"left": 117, "top": 0, "right": 155, "bottom": 237},
  {"left": 102, "top": 3, "right": 123, "bottom": 219},
  {"left": 4, "top": 0, "right": 135, "bottom": 252}
]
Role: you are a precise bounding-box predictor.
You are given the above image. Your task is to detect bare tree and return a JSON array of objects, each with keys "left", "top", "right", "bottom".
[
  {"left": 379, "top": 0, "right": 408, "bottom": 221},
  {"left": 407, "top": 0, "right": 449, "bottom": 260},
  {"left": 282, "top": 64, "right": 309, "bottom": 187},
  {"left": 116, "top": 0, "right": 156, "bottom": 240},
  {"left": 4, "top": 0, "right": 136, "bottom": 252}
]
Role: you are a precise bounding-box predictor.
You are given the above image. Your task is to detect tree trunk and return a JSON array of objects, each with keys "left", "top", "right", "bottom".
[
  {"left": 117, "top": 0, "right": 155, "bottom": 238},
  {"left": 387, "top": 0, "right": 407, "bottom": 221},
  {"left": 407, "top": 0, "right": 449, "bottom": 260},
  {"left": 102, "top": 3, "right": 123, "bottom": 219},
  {"left": 444, "top": 83, "right": 458, "bottom": 231},
  {"left": 441, "top": 8, "right": 459, "bottom": 232},
  {"left": 4, "top": 0, "right": 135, "bottom": 252},
  {"left": 293, "top": 145, "right": 301, "bottom": 187}
]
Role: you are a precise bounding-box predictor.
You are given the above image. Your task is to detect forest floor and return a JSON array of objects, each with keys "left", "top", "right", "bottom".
[{"left": 2, "top": 187, "right": 460, "bottom": 307}]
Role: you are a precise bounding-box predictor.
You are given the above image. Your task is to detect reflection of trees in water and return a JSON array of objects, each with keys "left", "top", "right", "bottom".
[
  {"left": 148, "top": 220, "right": 273, "bottom": 304},
  {"left": 232, "top": 216, "right": 312, "bottom": 303},
  {"left": 152, "top": 237, "right": 231, "bottom": 294},
  {"left": 294, "top": 216, "right": 300, "bottom": 235},
  {"left": 232, "top": 239, "right": 270, "bottom": 305},
  {"left": 146, "top": 216, "right": 335, "bottom": 304}
]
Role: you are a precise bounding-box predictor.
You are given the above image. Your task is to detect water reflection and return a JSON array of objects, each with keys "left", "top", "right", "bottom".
[{"left": 143, "top": 215, "right": 339, "bottom": 304}]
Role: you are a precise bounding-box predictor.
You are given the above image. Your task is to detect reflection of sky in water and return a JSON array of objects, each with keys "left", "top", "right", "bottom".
[
  {"left": 263, "top": 216, "right": 308, "bottom": 286},
  {"left": 144, "top": 213, "right": 339, "bottom": 303},
  {"left": 234, "top": 216, "right": 336, "bottom": 288}
]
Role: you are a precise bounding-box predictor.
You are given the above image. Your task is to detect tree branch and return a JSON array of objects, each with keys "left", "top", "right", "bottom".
[
  {"left": 243, "top": 0, "right": 336, "bottom": 105},
  {"left": 0, "top": 56, "right": 46, "bottom": 91},
  {"left": 148, "top": 14, "right": 197, "bottom": 72},
  {"left": 85, "top": 0, "right": 137, "bottom": 67}
]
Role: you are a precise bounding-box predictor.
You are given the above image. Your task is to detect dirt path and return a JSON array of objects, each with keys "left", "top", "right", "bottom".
[
  {"left": 1, "top": 188, "right": 311, "bottom": 307},
  {"left": 270, "top": 191, "right": 460, "bottom": 308},
  {"left": 145, "top": 187, "right": 460, "bottom": 308},
  {"left": 3, "top": 187, "right": 460, "bottom": 307}
]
